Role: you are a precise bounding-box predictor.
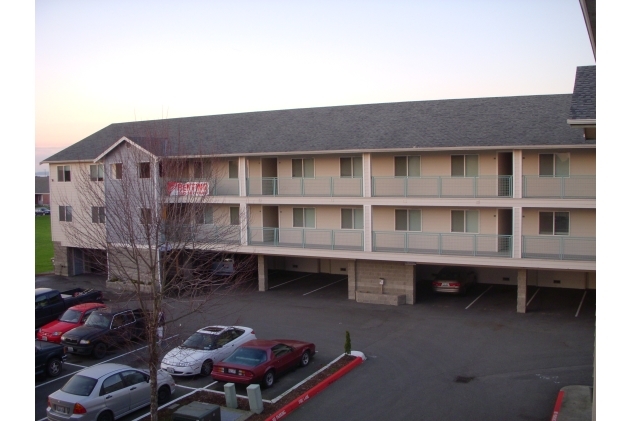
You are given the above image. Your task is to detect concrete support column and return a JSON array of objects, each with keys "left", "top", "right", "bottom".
[
  {"left": 347, "top": 260, "right": 357, "bottom": 300},
  {"left": 513, "top": 149, "right": 522, "bottom": 199},
  {"left": 257, "top": 254, "right": 268, "bottom": 291},
  {"left": 517, "top": 268, "right": 527, "bottom": 313},
  {"left": 239, "top": 203, "right": 248, "bottom": 246},
  {"left": 363, "top": 204, "right": 372, "bottom": 252},
  {"left": 238, "top": 156, "right": 247, "bottom": 197},
  {"left": 513, "top": 207, "right": 522, "bottom": 259},
  {"left": 363, "top": 152, "right": 372, "bottom": 197},
  {"left": 405, "top": 263, "right": 416, "bottom": 305}
]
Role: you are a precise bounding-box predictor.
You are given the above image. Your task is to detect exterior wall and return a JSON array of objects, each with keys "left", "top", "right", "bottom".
[
  {"left": 522, "top": 149, "right": 596, "bottom": 175},
  {"left": 52, "top": 242, "right": 69, "bottom": 276},
  {"left": 522, "top": 209, "right": 596, "bottom": 236},
  {"left": 527, "top": 270, "right": 595, "bottom": 289},
  {"left": 276, "top": 155, "right": 345, "bottom": 177},
  {"left": 370, "top": 151, "right": 499, "bottom": 177},
  {"left": 278, "top": 205, "right": 346, "bottom": 229},
  {"left": 356, "top": 260, "right": 415, "bottom": 304},
  {"left": 372, "top": 206, "right": 498, "bottom": 234},
  {"left": 283, "top": 257, "right": 319, "bottom": 273},
  {"left": 108, "top": 247, "right": 155, "bottom": 284}
]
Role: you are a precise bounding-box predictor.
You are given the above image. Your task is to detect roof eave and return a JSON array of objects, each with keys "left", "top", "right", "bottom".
[{"left": 567, "top": 118, "right": 596, "bottom": 127}]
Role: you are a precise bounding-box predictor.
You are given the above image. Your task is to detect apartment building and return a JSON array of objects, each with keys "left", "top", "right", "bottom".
[{"left": 43, "top": 65, "right": 595, "bottom": 313}]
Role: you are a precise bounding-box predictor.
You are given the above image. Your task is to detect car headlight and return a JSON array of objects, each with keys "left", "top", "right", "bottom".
[
  {"left": 53, "top": 332, "right": 63, "bottom": 336},
  {"left": 80, "top": 339, "right": 91, "bottom": 345},
  {"left": 60, "top": 336, "right": 67, "bottom": 341}
]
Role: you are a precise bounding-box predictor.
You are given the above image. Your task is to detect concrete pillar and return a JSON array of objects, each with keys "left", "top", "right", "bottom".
[
  {"left": 513, "top": 207, "right": 522, "bottom": 259},
  {"left": 347, "top": 260, "right": 357, "bottom": 300},
  {"left": 258, "top": 254, "right": 268, "bottom": 291},
  {"left": 238, "top": 156, "right": 247, "bottom": 197},
  {"left": 362, "top": 152, "right": 372, "bottom": 197},
  {"left": 246, "top": 384, "right": 263, "bottom": 414},
  {"left": 240, "top": 203, "right": 248, "bottom": 246},
  {"left": 405, "top": 263, "right": 416, "bottom": 305},
  {"left": 224, "top": 383, "right": 237, "bottom": 409},
  {"left": 363, "top": 204, "right": 372, "bottom": 252},
  {"left": 517, "top": 269, "right": 527, "bottom": 313},
  {"left": 513, "top": 149, "right": 522, "bottom": 199}
]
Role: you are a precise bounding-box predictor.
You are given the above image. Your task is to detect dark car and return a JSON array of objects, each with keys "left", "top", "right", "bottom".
[
  {"left": 36, "top": 339, "right": 66, "bottom": 378},
  {"left": 212, "top": 339, "right": 315, "bottom": 388},
  {"left": 432, "top": 267, "right": 477, "bottom": 294},
  {"left": 36, "top": 207, "right": 50, "bottom": 216}
]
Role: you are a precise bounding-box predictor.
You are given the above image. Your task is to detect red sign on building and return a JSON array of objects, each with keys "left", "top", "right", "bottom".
[{"left": 166, "top": 182, "right": 209, "bottom": 196}]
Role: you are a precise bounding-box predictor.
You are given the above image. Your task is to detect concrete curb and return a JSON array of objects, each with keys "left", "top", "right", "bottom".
[{"left": 265, "top": 353, "right": 365, "bottom": 421}]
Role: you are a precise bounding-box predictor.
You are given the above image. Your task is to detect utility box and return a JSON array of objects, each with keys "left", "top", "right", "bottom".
[{"left": 171, "top": 401, "right": 221, "bottom": 421}]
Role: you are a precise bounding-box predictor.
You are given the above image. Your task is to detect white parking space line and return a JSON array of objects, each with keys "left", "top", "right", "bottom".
[
  {"left": 465, "top": 285, "right": 493, "bottom": 309},
  {"left": 64, "top": 362, "right": 88, "bottom": 368},
  {"left": 176, "top": 384, "right": 199, "bottom": 390},
  {"left": 37, "top": 417, "right": 48, "bottom": 421},
  {"left": 575, "top": 290, "right": 587, "bottom": 317},
  {"left": 202, "top": 381, "right": 219, "bottom": 389},
  {"left": 526, "top": 288, "right": 541, "bottom": 307},
  {"left": 303, "top": 277, "right": 347, "bottom": 296},
  {"left": 36, "top": 334, "right": 179, "bottom": 389},
  {"left": 269, "top": 273, "right": 313, "bottom": 289}
]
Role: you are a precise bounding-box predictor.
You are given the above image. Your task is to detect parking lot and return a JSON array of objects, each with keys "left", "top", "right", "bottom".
[{"left": 35, "top": 272, "right": 595, "bottom": 421}]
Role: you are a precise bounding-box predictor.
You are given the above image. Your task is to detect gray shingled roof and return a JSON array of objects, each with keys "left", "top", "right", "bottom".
[
  {"left": 43, "top": 94, "right": 589, "bottom": 163},
  {"left": 568, "top": 66, "right": 596, "bottom": 121},
  {"left": 35, "top": 176, "right": 50, "bottom": 194}
]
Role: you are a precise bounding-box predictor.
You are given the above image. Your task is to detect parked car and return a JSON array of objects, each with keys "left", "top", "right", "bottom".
[
  {"left": 36, "top": 207, "right": 50, "bottom": 216},
  {"left": 36, "top": 287, "right": 104, "bottom": 329},
  {"left": 211, "top": 339, "right": 315, "bottom": 388},
  {"left": 61, "top": 308, "right": 148, "bottom": 359},
  {"left": 46, "top": 363, "right": 175, "bottom": 421},
  {"left": 37, "top": 303, "right": 107, "bottom": 344},
  {"left": 36, "top": 340, "right": 66, "bottom": 378},
  {"left": 431, "top": 267, "right": 477, "bottom": 294},
  {"left": 161, "top": 325, "right": 256, "bottom": 376}
]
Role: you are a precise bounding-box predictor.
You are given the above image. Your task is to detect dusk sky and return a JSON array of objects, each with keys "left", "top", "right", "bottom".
[{"left": 34, "top": 0, "right": 595, "bottom": 173}]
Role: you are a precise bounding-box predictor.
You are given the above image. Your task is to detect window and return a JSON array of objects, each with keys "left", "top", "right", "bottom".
[
  {"left": 395, "top": 209, "right": 421, "bottom": 231},
  {"left": 340, "top": 157, "right": 363, "bottom": 177},
  {"left": 100, "top": 374, "right": 125, "bottom": 395},
  {"left": 292, "top": 158, "right": 314, "bottom": 178},
  {"left": 91, "top": 207, "right": 105, "bottom": 224},
  {"left": 59, "top": 206, "right": 73, "bottom": 222},
  {"left": 451, "top": 155, "right": 478, "bottom": 177},
  {"left": 139, "top": 162, "right": 151, "bottom": 179},
  {"left": 90, "top": 164, "right": 104, "bottom": 181},
  {"left": 341, "top": 208, "right": 363, "bottom": 229},
  {"left": 195, "top": 205, "right": 214, "bottom": 224},
  {"left": 57, "top": 165, "right": 71, "bottom": 182},
  {"left": 293, "top": 208, "right": 315, "bottom": 228},
  {"left": 228, "top": 160, "right": 238, "bottom": 179},
  {"left": 272, "top": 344, "right": 293, "bottom": 358},
  {"left": 539, "top": 153, "right": 570, "bottom": 177},
  {"left": 193, "top": 160, "right": 212, "bottom": 179},
  {"left": 539, "top": 211, "right": 569, "bottom": 235},
  {"left": 451, "top": 210, "right": 479, "bottom": 233},
  {"left": 121, "top": 370, "right": 146, "bottom": 387},
  {"left": 140, "top": 208, "right": 152, "bottom": 225},
  {"left": 230, "top": 207, "right": 240, "bottom": 225},
  {"left": 111, "top": 163, "right": 122, "bottom": 180},
  {"left": 394, "top": 156, "right": 420, "bottom": 177}
]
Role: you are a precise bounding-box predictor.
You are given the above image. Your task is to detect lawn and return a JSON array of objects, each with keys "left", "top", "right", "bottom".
[{"left": 35, "top": 215, "right": 54, "bottom": 274}]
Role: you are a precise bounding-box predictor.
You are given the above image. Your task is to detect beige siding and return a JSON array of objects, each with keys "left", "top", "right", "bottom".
[
  {"left": 522, "top": 209, "right": 595, "bottom": 236},
  {"left": 248, "top": 204, "right": 263, "bottom": 226},
  {"left": 247, "top": 158, "right": 262, "bottom": 178},
  {"left": 373, "top": 207, "right": 497, "bottom": 234},
  {"left": 522, "top": 149, "right": 596, "bottom": 176}
]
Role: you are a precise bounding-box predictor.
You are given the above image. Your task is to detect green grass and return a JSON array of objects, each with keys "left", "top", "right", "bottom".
[{"left": 35, "top": 215, "right": 54, "bottom": 274}]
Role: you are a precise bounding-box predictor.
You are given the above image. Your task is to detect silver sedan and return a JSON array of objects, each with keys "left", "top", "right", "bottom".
[{"left": 46, "top": 363, "right": 175, "bottom": 421}]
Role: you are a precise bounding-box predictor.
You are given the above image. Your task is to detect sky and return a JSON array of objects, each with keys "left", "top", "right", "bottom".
[{"left": 34, "top": 0, "right": 595, "bottom": 174}]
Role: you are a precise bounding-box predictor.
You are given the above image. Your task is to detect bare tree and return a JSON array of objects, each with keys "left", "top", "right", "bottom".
[{"left": 57, "top": 121, "right": 256, "bottom": 420}]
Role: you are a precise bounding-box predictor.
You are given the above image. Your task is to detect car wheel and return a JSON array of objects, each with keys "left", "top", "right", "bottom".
[
  {"left": 97, "top": 411, "right": 114, "bottom": 421},
  {"left": 157, "top": 385, "right": 171, "bottom": 404},
  {"left": 299, "top": 350, "right": 311, "bottom": 367},
  {"left": 263, "top": 370, "right": 275, "bottom": 388},
  {"left": 46, "top": 357, "right": 62, "bottom": 377},
  {"left": 200, "top": 359, "right": 213, "bottom": 377},
  {"left": 93, "top": 343, "right": 107, "bottom": 359}
]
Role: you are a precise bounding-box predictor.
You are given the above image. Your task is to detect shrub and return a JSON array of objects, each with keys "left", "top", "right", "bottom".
[{"left": 344, "top": 331, "right": 351, "bottom": 354}]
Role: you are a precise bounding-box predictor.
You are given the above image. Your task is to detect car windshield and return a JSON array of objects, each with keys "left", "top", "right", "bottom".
[
  {"left": 224, "top": 347, "right": 267, "bottom": 366},
  {"left": 61, "top": 375, "right": 98, "bottom": 396},
  {"left": 59, "top": 309, "right": 82, "bottom": 323},
  {"left": 181, "top": 332, "right": 218, "bottom": 350},
  {"left": 84, "top": 312, "right": 111, "bottom": 329}
]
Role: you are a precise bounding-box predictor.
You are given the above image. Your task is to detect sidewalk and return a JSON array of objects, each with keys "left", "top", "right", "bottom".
[{"left": 553, "top": 385, "right": 593, "bottom": 421}]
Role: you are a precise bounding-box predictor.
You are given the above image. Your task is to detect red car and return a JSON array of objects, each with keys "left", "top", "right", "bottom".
[
  {"left": 36, "top": 302, "right": 107, "bottom": 344},
  {"left": 212, "top": 339, "right": 315, "bottom": 388}
]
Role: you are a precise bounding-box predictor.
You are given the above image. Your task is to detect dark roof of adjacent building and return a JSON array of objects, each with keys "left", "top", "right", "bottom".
[
  {"left": 35, "top": 176, "right": 50, "bottom": 194},
  {"left": 43, "top": 94, "right": 590, "bottom": 163},
  {"left": 568, "top": 66, "right": 596, "bottom": 121}
]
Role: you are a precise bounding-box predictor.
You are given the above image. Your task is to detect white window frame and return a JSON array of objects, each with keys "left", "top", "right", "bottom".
[
  {"left": 195, "top": 205, "right": 214, "bottom": 225},
  {"left": 451, "top": 210, "right": 479, "bottom": 233},
  {"left": 90, "top": 164, "right": 104, "bottom": 182},
  {"left": 340, "top": 157, "right": 363, "bottom": 178},
  {"left": 395, "top": 209, "right": 421, "bottom": 231},
  {"left": 394, "top": 156, "right": 421, "bottom": 177},
  {"left": 292, "top": 158, "right": 315, "bottom": 178},
  {"left": 228, "top": 160, "right": 238, "bottom": 179},
  {"left": 538, "top": 211, "right": 570, "bottom": 235},
  {"left": 451, "top": 155, "right": 479, "bottom": 177},
  {"left": 111, "top": 163, "right": 122, "bottom": 180},
  {"left": 229, "top": 207, "right": 240, "bottom": 225},
  {"left": 59, "top": 205, "right": 73, "bottom": 222},
  {"left": 139, "top": 162, "right": 151, "bottom": 179},
  {"left": 91, "top": 206, "right": 105, "bottom": 224},
  {"left": 57, "top": 165, "right": 71, "bottom": 182},
  {"left": 539, "top": 153, "right": 570, "bottom": 177},
  {"left": 341, "top": 208, "right": 363, "bottom": 229},
  {"left": 140, "top": 208, "right": 152, "bottom": 226},
  {"left": 293, "top": 207, "right": 316, "bottom": 228}
]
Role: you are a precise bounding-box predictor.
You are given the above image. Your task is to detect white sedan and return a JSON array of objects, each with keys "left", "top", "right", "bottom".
[{"left": 161, "top": 325, "right": 256, "bottom": 376}]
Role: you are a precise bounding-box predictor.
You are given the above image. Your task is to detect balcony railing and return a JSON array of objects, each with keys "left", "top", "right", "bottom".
[
  {"left": 165, "top": 179, "right": 240, "bottom": 196},
  {"left": 522, "top": 236, "right": 595, "bottom": 261},
  {"left": 522, "top": 176, "right": 595, "bottom": 199},
  {"left": 372, "top": 231, "right": 513, "bottom": 257},
  {"left": 372, "top": 176, "right": 512, "bottom": 198},
  {"left": 248, "top": 227, "right": 364, "bottom": 251},
  {"left": 246, "top": 177, "right": 363, "bottom": 197},
  {"left": 160, "top": 224, "right": 241, "bottom": 245}
]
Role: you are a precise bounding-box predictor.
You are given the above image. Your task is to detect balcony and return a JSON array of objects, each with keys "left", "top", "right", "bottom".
[
  {"left": 160, "top": 224, "right": 241, "bottom": 245},
  {"left": 522, "top": 176, "right": 595, "bottom": 198},
  {"left": 246, "top": 177, "right": 363, "bottom": 197},
  {"left": 522, "top": 236, "right": 595, "bottom": 261},
  {"left": 165, "top": 179, "right": 239, "bottom": 196},
  {"left": 248, "top": 227, "right": 363, "bottom": 251},
  {"left": 372, "top": 231, "right": 513, "bottom": 257},
  {"left": 372, "top": 176, "right": 512, "bottom": 198}
]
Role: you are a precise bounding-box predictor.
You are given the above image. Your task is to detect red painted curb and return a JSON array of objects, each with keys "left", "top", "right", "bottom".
[
  {"left": 550, "top": 390, "right": 565, "bottom": 421},
  {"left": 265, "top": 356, "right": 364, "bottom": 421}
]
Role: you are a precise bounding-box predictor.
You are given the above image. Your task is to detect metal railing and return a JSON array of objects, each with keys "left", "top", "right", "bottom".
[
  {"left": 246, "top": 177, "right": 363, "bottom": 197},
  {"left": 372, "top": 231, "right": 513, "bottom": 257},
  {"left": 522, "top": 236, "right": 595, "bottom": 261},
  {"left": 160, "top": 224, "right": 241, "bottom": 245},
  {"left": 248, "top": 227, "right": 364, "bottom": 250},
  {"left": 522, "top": 175, "right": 595, "bottom": 198},
  {"left": 164, "top": 178, "right": 240, "bottom": 196},
  {"left": 372, "top": 176, "right": 512, "bottom": 198}
]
